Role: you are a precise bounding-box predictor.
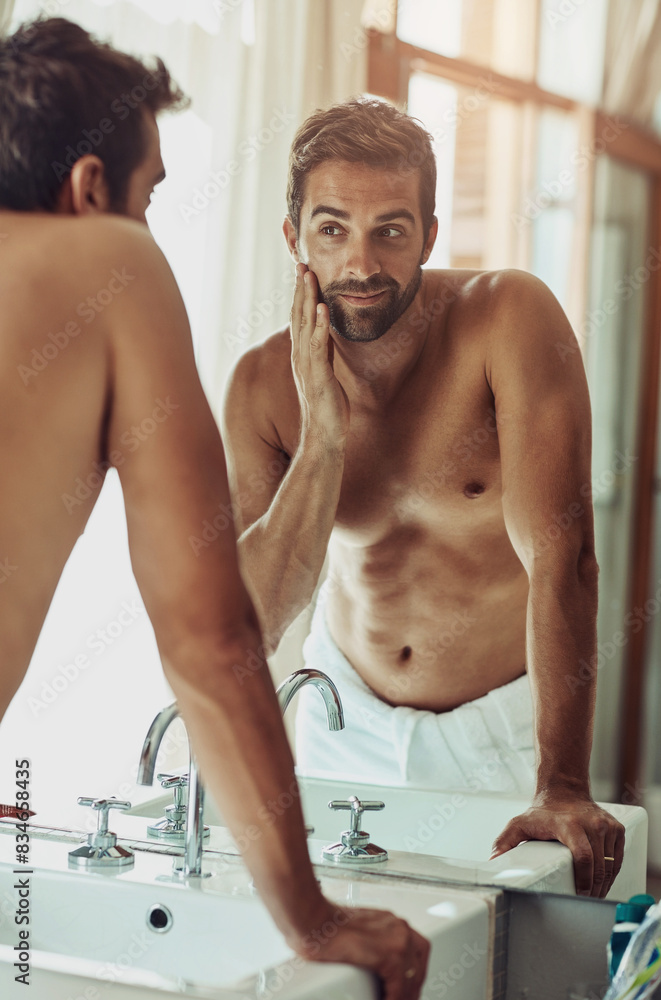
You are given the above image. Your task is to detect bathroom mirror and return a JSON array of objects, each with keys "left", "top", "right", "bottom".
[{"left": 0, "top": 0, "right": 659, "bottom": 909}]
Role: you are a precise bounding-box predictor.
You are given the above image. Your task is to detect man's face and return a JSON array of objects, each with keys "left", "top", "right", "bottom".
[
  {"left": 291, "top": 160, "right": 435, "bottom": 343},
  {"left": 121, "top": 110, "right": 166, "bottom": 225}
]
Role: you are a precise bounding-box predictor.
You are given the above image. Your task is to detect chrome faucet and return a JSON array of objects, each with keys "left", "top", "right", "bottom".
[
  {"left": 137, "top": 703, "right": 209, "bottom": 878},
  {"left": 276, "top": 668, "right": 345, "bottom": 731}
]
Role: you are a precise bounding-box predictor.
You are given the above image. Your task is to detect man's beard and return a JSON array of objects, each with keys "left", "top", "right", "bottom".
[{"left": 318, "top": 266, "right": 423, "bottom": 343}]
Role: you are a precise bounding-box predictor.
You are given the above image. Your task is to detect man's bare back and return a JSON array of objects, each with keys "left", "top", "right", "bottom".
[
  {"left": 232, "top": 269, "right": 529, "bottom": 712},
  {"left": 0, "top": 212, "right": 120, "bottom": 716}
]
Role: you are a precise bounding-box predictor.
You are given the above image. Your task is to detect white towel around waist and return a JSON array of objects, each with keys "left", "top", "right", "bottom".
[{"left": 295, "top": 582, "right": 536, "bottom": 795}]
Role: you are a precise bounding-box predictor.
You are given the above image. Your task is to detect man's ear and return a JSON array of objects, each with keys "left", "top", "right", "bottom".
[
  {"left": 422, "top": 215, "right": 439, "bottom": 263},
  {"left": 283, "top": 215, "right": 301, "bottom": 262},
  {"left": 63, "top": 155, "right": 112, "bottom": 216}
]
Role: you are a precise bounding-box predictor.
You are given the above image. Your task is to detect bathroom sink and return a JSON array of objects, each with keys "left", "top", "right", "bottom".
[
  {"left": 130, "top": 774, "right": 648, "bottom": 899},
  {"left": 292, "top": 776, "right": 648, "bottom": 899},
  {"left": 0, "top": 827, "right": 490, "bottom": 999}
]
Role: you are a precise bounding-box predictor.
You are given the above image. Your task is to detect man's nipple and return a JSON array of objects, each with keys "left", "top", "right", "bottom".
[{"left": 463, "top": 480, "right": 486, "bottom": 499}]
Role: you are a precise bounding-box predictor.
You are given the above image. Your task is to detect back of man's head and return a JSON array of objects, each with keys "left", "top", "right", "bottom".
[
  {"left": 287, "top": 97, "right": 437, "bottom": 239},
  {"left": 0, "top": 17, "right": 188, "bottom": 213}
]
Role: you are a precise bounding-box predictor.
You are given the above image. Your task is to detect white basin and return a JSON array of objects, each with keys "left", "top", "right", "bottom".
[
  {"left": 294, "top": 776, "right": 648, "bottom": 899},
  {"left": 130, "top": 775, "right": 647, "bottom": 899},
  {"left": 0, "top": 827, "right": 490, "bottom": 999}
]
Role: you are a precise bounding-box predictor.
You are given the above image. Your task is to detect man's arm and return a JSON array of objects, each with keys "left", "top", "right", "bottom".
[
  {"left": 102, "top": 225, "right": 428, "bottom": 997},
  {"left": 485, "top": 269, "right": 624, "bottom": 899},
  {"left": 222, "top": 264, "right": 348, "bottom": 652}
]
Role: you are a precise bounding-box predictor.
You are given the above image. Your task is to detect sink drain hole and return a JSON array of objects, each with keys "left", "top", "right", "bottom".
[{"left": 147, "top": 903, "right": 173, "bottom": 933}]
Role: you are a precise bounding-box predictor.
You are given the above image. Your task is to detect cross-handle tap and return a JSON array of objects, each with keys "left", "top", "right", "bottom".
[
  {"left": 68, "top": 795, "right": 134, "bottom": 870},
  {"left": 137, "top": 704, "right": 209, "bottom": 878}
]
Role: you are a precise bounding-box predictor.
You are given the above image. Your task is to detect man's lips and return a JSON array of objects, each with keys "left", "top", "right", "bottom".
[{"left": 339, "top": 290, "right": 388, "bottom": 306}]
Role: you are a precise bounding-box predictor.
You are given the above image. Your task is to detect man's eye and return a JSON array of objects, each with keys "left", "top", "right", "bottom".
[
  {"left": 320, "top": 225, "right": 343, "bottom": 236},
  {"left": 380, "top": 228, "right": 403, "bottom": 237}
]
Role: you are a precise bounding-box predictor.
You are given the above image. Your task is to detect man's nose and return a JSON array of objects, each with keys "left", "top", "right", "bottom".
[{"left": 344, "top": 236, "right": 381, "bottom": 281}]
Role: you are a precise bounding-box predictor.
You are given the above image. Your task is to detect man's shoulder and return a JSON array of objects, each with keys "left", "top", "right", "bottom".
[
  {"left": 16, "top": 214, "right": 171, "bottom": 310},
  {"left": 227, "top": 326, "right": 292, "bottom": 392},
  {"left": 25, "top": 212, "right": 153, "bottom": 262},
  {"left": 427, "top": 268, "right": 562, "bottom": 346},
  {"left": 424, "top": 266, "right": 551, "bottom": 309}
]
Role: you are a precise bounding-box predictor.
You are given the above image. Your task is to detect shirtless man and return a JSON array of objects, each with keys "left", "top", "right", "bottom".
[
  {"left": 222, "top": 98, "right": 625, "bottom": 899},
  {"left": 0, "top": 20, "right": 428, "bottom": 997}
]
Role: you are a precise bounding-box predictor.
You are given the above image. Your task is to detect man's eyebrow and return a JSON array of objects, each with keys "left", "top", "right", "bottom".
[
  {"left": 310, "top": 204, "right": 350, "bottom": 221},
  {"left": 375, "top": 209, "right": 416, "bottom": 226},
  {"left": 309, "top": 204, "right": 416, "bottom": 226}
]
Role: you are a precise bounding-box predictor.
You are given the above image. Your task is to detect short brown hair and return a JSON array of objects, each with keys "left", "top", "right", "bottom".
[
  {"left": 287, "top": 97, "right": 436, "bottom": 238},
  {"left": 0, "top": 17, "right": 189, "bottom": 211}
]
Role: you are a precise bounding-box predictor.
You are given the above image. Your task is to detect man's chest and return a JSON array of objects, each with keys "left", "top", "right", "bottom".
[{"left": 333, "top": 366, "right": 505, "bottom": 538}]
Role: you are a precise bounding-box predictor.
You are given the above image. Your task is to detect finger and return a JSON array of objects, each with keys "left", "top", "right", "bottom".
[
  {"left": 301, "top": 270, "right": 320, "bottom": 352},
  {"left": 309, "top": 303, "right": 331, "bottom": 372},
  {"left": 605, "top": 822, "right": 626, "bottom": 899},
  {"left": 565, "top": 828, "right": 594, "bottom": 896},
  {"left": 290, "top": 263, "right": 307, "bottom": 353},
  {"left": 408, "top": 933, "right": 430, "bottom": 999},
  {"left": 398, "top": 935, "right": 427, "bottom": 1000},
  {"left": 601, "top": 825, "right": 617, "bottom": 899},
  {"left": 386, "top": 923, "right": 428, "bottom": 1000},
  {"left": 490, "top": 820, "right": 527, "bottom": 858},
  {"left": 586, "top": 829, "right": 606, "bottom": 898}
]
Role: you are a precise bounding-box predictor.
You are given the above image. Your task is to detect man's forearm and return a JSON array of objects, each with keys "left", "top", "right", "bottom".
[
  {"left": 238, "top": 439, "right": 345, "bottom": 652},
  {"left": 526, "top": 553, "right": 599, "bottom": 797},
  {"left": 162, "top": 620, "right": 331, "bottom": 945}
]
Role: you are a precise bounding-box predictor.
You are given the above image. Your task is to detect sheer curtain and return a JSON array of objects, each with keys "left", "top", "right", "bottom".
[
  {"left": 602, "top": 0, "right": 661, "bottom": 127},
  {"left": 0, "top": 0, "right": 367, "bottom": 822},
  {"left": 0, "top": 0, "right": 13, "bottom": 31}
]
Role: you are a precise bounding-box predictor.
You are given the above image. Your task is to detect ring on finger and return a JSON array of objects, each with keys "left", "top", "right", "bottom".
[{"left": 404, "top": 968, "right": 416, "bottom": 979}]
